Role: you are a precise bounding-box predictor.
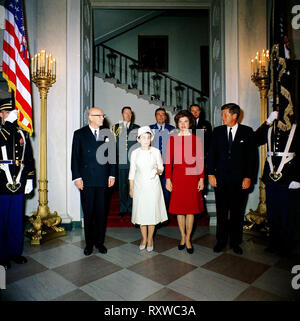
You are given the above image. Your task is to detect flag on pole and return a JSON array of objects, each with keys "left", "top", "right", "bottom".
[
  {"left": 269, "top": 0, "right": 295, "bottom": 131},
  {"left": 2, "top": 0, "right": 33, "bottom": 135}
]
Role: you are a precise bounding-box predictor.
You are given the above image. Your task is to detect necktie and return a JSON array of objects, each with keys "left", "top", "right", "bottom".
[
  {"left": 94, "top": 130, "right": 97, "bottom": 141},
  {"left": 228, "top": 127, "right": 233, "bottom": 152},
  {"left": 158, "top": 126, "right": 162, "bottom": 153}
]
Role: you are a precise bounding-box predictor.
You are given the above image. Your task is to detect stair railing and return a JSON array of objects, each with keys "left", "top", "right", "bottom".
[{"left": 94, "top": 43, "right": 208, "bottom": 111}]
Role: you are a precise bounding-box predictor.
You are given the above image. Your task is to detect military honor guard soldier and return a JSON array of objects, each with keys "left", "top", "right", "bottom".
[
  {"left": 0, "top": 98, "right": 35, "bottom": 270},
  {"left": 255, "top": 109, "right": 300, "bottom": 255},
  {"left": 112, "top": 106, "right": 139, "bottom": 218}
]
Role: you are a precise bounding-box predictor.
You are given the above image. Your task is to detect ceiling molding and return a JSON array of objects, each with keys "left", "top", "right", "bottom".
[{"left": 91, "top": 0, "right": 212, "bottom": 9}]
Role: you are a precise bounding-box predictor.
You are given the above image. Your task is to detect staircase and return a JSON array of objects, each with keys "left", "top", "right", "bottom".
[
  {"left": 94, "top": 44, "right": 216, "bottom": 226},
  {"left": 95, "top": 44, "right": 208, "bottom": 112}
]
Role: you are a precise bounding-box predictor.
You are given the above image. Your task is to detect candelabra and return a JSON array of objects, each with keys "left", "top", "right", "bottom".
[
  {"left": 27, "top": 50, "right": 66, "bottom": 245},
  {"left": 244, "top": 49, "right": 270, "bottom": 231}
]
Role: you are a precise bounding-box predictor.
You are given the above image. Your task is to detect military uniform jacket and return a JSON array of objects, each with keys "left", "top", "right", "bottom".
[
  {"left": 112, "top": 122, "right": 139, "bottom": 169},
  {"left": 255, "top": 122, "right": 300, "bottom": 185},
  {"left": 0, "top": 121, "right": 35, "bottom": 194},
  {"left": 192, "top": 119, "right": 212, "bottom": 156}
]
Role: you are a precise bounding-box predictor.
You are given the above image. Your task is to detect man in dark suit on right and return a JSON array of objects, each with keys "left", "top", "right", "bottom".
[{"left": 207, "top": 103, "right": 255, "bottom": 255}]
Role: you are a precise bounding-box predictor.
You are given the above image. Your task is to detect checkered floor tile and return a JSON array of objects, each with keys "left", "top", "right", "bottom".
[{"left": 1, "top": 226, "right": 299, "bottom": 301}]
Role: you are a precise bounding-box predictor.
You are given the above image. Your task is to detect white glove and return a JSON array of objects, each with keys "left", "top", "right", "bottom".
[
  {"left": 266, "top": 111, "right": 278, "bottom": 125},
  {"left": 288, "top": 181, "right": 300, "bottom": 189},
  {"left": 24, "top": 179, "right": 33, "bottom": 194},
  {"left": 5, "top": 110, "right": 18, "bottom": 123}
]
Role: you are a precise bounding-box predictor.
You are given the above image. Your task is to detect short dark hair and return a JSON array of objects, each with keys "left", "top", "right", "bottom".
[
  {"left": 174, "top": 110, "right": 194, "bottom": 129},
  {"left": 155, "top": 107, "right": 166, "bottom": 116},
  {"left": 122, "top": 106, "right": 132, "bottom": 113},
  {"left": 189, "top": 104, "right": 200, "bottom": 111},
  {"left": 221, "top": 103, "right": 240, "bottom": 119}
]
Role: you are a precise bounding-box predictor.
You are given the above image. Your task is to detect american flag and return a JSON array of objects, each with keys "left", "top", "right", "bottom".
[{"left": 2, "top": 0, "right": 33, "bottom": 135}]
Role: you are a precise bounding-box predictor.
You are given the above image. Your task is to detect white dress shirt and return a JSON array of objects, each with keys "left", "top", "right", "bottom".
[
  {"left": 227, "top": 123, "right": 239, "bottom": 141},
  {"left": 89, "top": 125, "right": 99, "bottom": 140}
]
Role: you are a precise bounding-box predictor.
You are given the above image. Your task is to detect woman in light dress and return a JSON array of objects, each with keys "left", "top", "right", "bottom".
[{"left": 129, "top": 126, "right": 168, "bottom": 252}]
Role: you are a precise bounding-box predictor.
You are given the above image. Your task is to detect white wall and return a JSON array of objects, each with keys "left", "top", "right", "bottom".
[
  {"left": 105, "top": 14, "right": 209, "bottom": 91},
  {"left": 95, "top": 76, "right": 175, "bottom": 127},
  {"left": 225, "top": 0, "right": 267, "bottom": 214},
  {"left": 24, "top": 0, "right": 81, "bottom": 223}
]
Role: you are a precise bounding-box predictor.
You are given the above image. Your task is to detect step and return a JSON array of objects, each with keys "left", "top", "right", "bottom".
[
  {"left": 206, "top": 200, "right": 216, "bottom": 213},
  {"left": 117, "top": 84, "right": 129, "bottom": 91},
  {"left": 127, "top": 88, "right": 140, "bottom": 96},
  {"left": 209, "top": 216, "right": 217, "bottom": 226},
  {"left": 138, "top": 93, "right": 152, "bottom": 101},
  {"left": 205, "top": 191, "right": 215, "bottom": 201},
  {"left": 104, "top": 77, "right": 118, "bottom": 86},
  {"left": 149, "top": 99, "right": 164, "bottom": 107},
  {"left": 95, "top": 72, "right": 106, "bottom": 79}
]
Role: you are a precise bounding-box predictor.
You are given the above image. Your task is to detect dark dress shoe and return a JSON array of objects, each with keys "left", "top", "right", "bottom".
[
  {"left": 0, "top": 259, "right": 11, "bottom": 269},
  {"left": 178, "top": 244, "right": 185, "bottom": 250},
  {"left": 84, "top": 247, "right": 93, "bottom": 256},
  {"left": 186, "top": 246, "right": 194, "bottom": 254},
  {"left": 232, "top": 245, "right": 243, "bottom": 255},
  {"left": 10, "top": 255, "right": 27, "bottom": 264},
  {"left": 213, "top": 243, "right": 225, "bottom": 253},
  {"left": 96, "top": 244, "right": 107, "bottom": 254}
]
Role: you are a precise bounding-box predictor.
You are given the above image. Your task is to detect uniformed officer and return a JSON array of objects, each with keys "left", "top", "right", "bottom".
[
  {"left": 112, "top": 106, "right": 139, "bottom": 218},
  {"left": 0, "top": 98, "right": 35, "bottom": 269},
  {"left": 255, "top": 110, "right": 300, "bottom": 255}
]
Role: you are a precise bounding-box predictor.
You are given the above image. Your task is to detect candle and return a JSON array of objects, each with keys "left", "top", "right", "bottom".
[
  {"left": 255, "top": 57, "right": 258, "bottom": 73},
  {"left": 37, "top": 53, "right": 41, "bottom": 72},
  {"left": 46, "top": 54, "right": 49, "bottom": 74},
  {"left": 31, "top": 57, "right": 34, "bottom": 75},
  {"left": 41, "top": 50, "right": 46, "bottom": 71},
  {"left": 251, "top": 59, "right": 254, "bottom": 75},
  {"left": 34, "top": 54, "right": 37, "bottom": 74},
  {"left": 49, "top": 60, "right": 53, "bottom": 76},
  {"left": 53, "top": 59, "right": 56, "bottom": 77},
  {"left": 259, "top": 60, "right": 262, "bottom": 74}
]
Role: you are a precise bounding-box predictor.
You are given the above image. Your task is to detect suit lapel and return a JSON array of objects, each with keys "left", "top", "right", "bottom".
[
  {"left": 222, "top": 125, "right": 229, "bottom": 151},
  {"left": 232, "top": 124, "right": 241, "bottom": 147},
  {"left": 84, "top": 125, "right": 99, "bottom": 145}
]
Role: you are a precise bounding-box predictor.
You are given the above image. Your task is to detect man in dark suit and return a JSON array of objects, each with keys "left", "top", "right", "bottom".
[
  {"left": 71, "top": 107, "right": 116, "bottom": 256},
  {"left": 207, "top": 103, "right": 255, "bottom": 255},
  {"left": 190, "top": 104, "right": 212, "bottom": 197},
  {"left": 112, "top": 106, "right": 139, "bottom": 218},
  {"left": 150, "top": 107, "right": 175, "bottom": 208}
]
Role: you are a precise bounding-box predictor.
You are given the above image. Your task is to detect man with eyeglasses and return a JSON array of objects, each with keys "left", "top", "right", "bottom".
[
  {"left": 112, "top": 106, "right": 139, "bottom": 219},
  {"left": 71, "top": 107, "right": 116, "bottom": 255}
]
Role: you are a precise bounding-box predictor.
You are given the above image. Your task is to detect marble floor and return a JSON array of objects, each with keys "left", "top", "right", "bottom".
[{"left": 1, "top": 225, "right": 300, "bottom": 301}]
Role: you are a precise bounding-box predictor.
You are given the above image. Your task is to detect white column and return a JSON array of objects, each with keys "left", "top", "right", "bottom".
[
  {"left": 224, "top": 0, "right": 239, "bottom": 104},
  {"left": 66, "top": 0, "right": 81, "bottom": 223}
]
